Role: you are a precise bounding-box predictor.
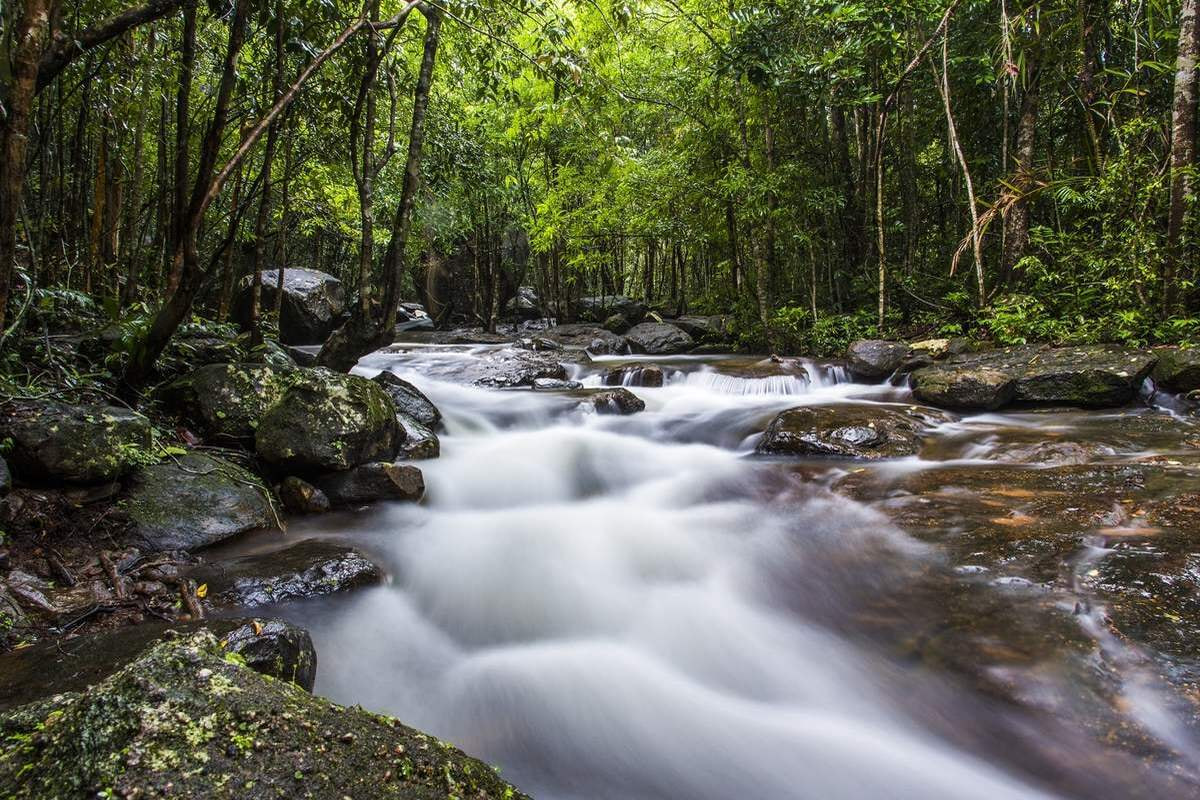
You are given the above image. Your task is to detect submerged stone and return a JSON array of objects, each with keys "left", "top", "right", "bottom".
[{"left": 188, "top": 539, "right": 383, "bottom": 608}]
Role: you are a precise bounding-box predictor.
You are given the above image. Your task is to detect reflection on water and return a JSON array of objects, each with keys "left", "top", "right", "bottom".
[{"left": 264, "top": 346, "right": 1199, "bottom": 799}]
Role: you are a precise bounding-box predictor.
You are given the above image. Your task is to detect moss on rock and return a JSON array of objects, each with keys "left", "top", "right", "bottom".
[
  {"left": 163, "top": 363, "right": 293, "bottom": 443},
  {"left": 0, "top": 630, "right": 528, "bottom": 799},
  {"left": 0, "top": 401, "right": 153, "bottom": 484}
]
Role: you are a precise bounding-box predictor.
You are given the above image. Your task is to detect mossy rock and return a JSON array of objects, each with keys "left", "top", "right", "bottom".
[
  {"left": 255, "top": 368, "right": 402, "bottom": 472},
  {"left": 1152, "top": 347, "right": 1200, "bottom": 394},
  {"left": 0, "top": 617, "right": 317, "bottom": 712},
  {"left": 0, "top": 401, "right": 152, "bottom": 484},
  {"left": 124, "top": 452, "right": 279, "bottom": 552},
  {"left": 164, "top": 363, "right": 293, "bottom": 443},
  {"left": 0, "top": 630, "right": 529, "bottom": 799},
  {"left": 910, "top": 366, "right": 1016, "bottom": 410},
  {"left": 372, "top": 372, "right": 442, "bottom": 430}
]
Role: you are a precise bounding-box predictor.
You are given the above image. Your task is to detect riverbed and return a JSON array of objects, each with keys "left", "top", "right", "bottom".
[{"left": 249, "top": 345, "right": 1200, "bottom": 798}]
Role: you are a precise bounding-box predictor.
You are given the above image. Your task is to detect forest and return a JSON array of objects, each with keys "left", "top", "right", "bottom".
[{"left": 2, "top": 0, "right": 1198, "bottom": 371}]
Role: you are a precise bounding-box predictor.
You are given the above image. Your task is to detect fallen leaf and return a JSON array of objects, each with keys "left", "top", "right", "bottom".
[{"left": 196, "top": 583, "right": 208, "bottom": 599}]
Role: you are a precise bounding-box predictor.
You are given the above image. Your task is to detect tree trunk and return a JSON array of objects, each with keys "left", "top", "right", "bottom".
[
  {"left": 317, "top": 8, "right": 442, "bottom": 371},
  {"left": 1165, "top": 0, "right": 1199, "bottom": 317},
  {"left": 0, "top": 0, "right": 51, "bottom": 335},
  {"left": 1001, "top": 57, "right": 1041, "bottom": 286}
]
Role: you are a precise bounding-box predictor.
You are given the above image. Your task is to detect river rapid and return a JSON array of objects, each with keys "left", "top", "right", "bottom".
[{"left": 256, "top": 344, "right": 1200, "bottom": 799}]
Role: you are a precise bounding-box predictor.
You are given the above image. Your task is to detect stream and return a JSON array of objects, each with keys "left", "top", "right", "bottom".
[{"left": 251, "top": 345, "right": 1200, "bottom": 799}]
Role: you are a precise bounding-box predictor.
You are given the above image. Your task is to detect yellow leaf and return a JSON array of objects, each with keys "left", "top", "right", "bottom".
[
  {"left": 196, "top": 583, "right": 208, "bottom": 599},
  {"left": 252, "top": 621, "right": 263, "bottom": 636}
]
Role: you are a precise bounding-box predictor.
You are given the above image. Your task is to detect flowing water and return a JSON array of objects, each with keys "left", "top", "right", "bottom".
[{"left": 257, "top": 345, "right": 1200, "bottom": 799}]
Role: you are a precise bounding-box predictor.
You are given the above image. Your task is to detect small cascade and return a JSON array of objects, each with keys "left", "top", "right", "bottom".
[{"left": 674, "top": 360, "right": 847, "bottom": 396}]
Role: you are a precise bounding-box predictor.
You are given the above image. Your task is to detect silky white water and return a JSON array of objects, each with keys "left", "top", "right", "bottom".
[{"left": 274, "top": 347, "right": 1193, "bottom": 799}]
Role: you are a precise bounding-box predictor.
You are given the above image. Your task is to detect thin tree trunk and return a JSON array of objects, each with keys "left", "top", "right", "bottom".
[
  {"left": 1165, "top": 0, "right": 1199, "bottom": 316},
  {"left": 1001, "top": 56, "right": 1041, "bottom": 285}
]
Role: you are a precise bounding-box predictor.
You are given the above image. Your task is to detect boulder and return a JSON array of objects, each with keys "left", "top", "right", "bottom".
[
  {"left": 233, "top": 268, "right": 346, "bottom": 345},
  {"left": 188, "top": 539, "right": 382, "bottom": 608},
  {"left": 575, "top": 294, "right": 647, "bottom": 324},
  {"left": 371, "top": 371, "right": 442, "bottom": 429},
  {"left": 255, "top": 369, "right": 401, "bottom": 472},
  {"left": 532, "top": 378, "right": 583, "bottom": 391},
  {"left": 124, "top": 452, "right": 279, "bottom": 552},
  {"left": 625, "top": 322, "right": 694, "bottom": 355},
  {"left": 1013, "top": 345, "right": 1156, "bottom": 407},
  {"left": 846, "top": 340, "right": 909, "bottom": 380},
  {"left": 541, "top": 323, "right": 628, "bottom": 354},
  {"left": 756, "top": 404, "right": 943, "bottom": 459},
  {"left": 585, "top": 388, "right": 646, "bottom": 415},
  {"left": 0, "top": 630, "right": 528, "bottom": 799},
  {"left": 671, "top": 315, "right": 726, "bottom": 342},
  {"left": 314, "top": 462, "right": 424, "bottom": 506},
  {"left": 472, "top": 349, "right": 570, "bottom": 388},
  {"left": 603, "top": 364, "right": 665, "bottom": 388},
  {"left": 278, "top": 476, "right": 330, "bottom": 514},
  {"left": 0, "top": 617, "right": 317, "bottom": 711},
  {"left": 603, "top": 313, "right": 632, "bottom": 334},
  {"left": 910, "top": 366, "right": 1016, "bottom": 411},
  {"left": 0, "top": 401, "right": 152, "bottom": 484},
  {"left": 506, "top": 285, "right": 544, "bottom": 321},
  {"left": 164, "top": 362, "right": 292, "bottom": 442},
  {"left": 1152, "top": 347, "right": 1200, "bottom": 393},
  {"left": 395, "top": 415, "right": 440, "bottom": 460}
]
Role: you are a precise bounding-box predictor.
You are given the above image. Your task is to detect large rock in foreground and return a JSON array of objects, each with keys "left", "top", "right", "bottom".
[
  {"left": 164, "top": 362, "right": 292, "bottom": 442},
  {"left": 756, "top": 404, "right": 944, "bottom": 459},
  {"left": 233, "top": 268, "right": 346, "bottom": 345},
  {"left": 0, "top": 401, "right": 152, "bottom": 484},
  {"left": 189, "top": 539, "right": 382, "bottom": 608},
  {"left": 0, "top": 630, "right": 528, "bottom": 799},
  {"left": 625, "top": 322, "right": 694, "bottom": 355},
  {"left": 256, "top": 369, "right": 401, "bottom": 472},
  {"left": 124, "top": 452, "right": 278, "bottom": 552},
  {"left": 846, "top": 340, "right": 910, "bottom": 380},
  {"left": 0, "top": 617, "right": 317, "bottom": 711}
]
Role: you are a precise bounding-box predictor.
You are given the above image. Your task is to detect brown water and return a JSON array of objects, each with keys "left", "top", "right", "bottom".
[{"left": 256, "top": 346, "right": 1200, "bottom": 799}]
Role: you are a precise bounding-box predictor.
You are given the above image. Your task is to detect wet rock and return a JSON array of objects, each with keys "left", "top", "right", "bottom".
[
  {"left": 233, "top": 268, "right": 346, "bottom": 345},
  {"left": 0, "top": 401, "right": 152, "bottom": 484},
  {"left": 278, "top": 476, "right": 330, "bottom": 514},
  {"left": 124, "top": 452, "right": 279, "bottom": 552},
  {"left": 0, "top": 630, "right": 527, "bottom": 799},
  {"left": 507, "top": 285, "right": 543, "bottom": 321},
  {"left": 371, "top": 371, "right": 442, "bottom": 429},
  {"left": 541, "top": 323, "right": 628, "bottom": 354},
  {"left": 575, "top": 294, "right": 647, "bottom": 324},
  {"left": 188, "top": 539, "right": 382, "bottom": 608},
  {"left": 625, "top": 322, "right": 694, "bottom": 355},
  {"left": 446, "top": 328, "right": 513, "bottom": 345},
  {"left": 910, "top": 366, "right": 1016, "bottom": 410},
  {"left": 532, "top": 378, "right": 583, "bottom": 391},
  {"left": 987, "top": 440, "right": 1106, "bottom": 466},
  {"left": 603, "top": 313, "right": 632, "bottom": 334},
  {"left": 256, "top": 369, "right": 401, "bottom": 472},
  {"left": 585, "top": 388, "right": 646, "bottom": 415},
  {"left": 671, "top": 315, "right": 726, "bottom": 343},
  {"left": 1151, "top": 347, "right": 1200, "bottom": 393},
  {"left": 472, "top": 349, "right": 571, "bottom": 387},
  {"left": 164, "top": 362, "right": 292, "bottom": 443},
  {"left": 284, "top": 344, "right": 319, "bottom": 367},
  {"left": 920, "top": 345, "right": 1157, "bottom": 409},
  {"left": 314, "top": 462, "right": 424, "bottom": 507},
  {"left": 602, "top": 364, "right": 665, "bottom": 387},
  {"left": 515, "top": 336, "right": 562, "bottom": 352},
  {"left": 0, "top": 617, "right": 317, "bottom": 711},
  {"left": 396, "top": 414, "right": 440, "bottom": 459},
  {"left": 756, "top": 404, "right": 942, "bottom": 459},
  {"left": 846, "top": 340, "right": 910, "bottom": 380}
]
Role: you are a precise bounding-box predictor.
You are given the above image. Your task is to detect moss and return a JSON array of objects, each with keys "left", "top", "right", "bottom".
[{"left": 0, "top": 631, "right": 527, "bottom": 799}]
